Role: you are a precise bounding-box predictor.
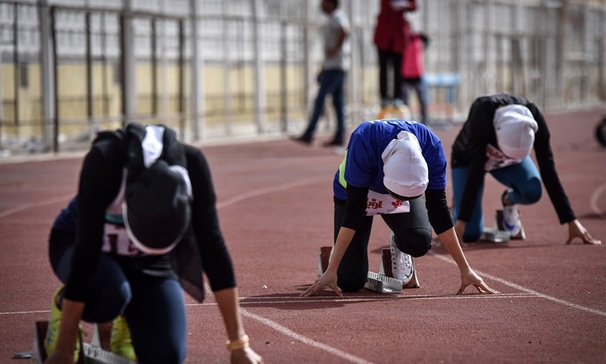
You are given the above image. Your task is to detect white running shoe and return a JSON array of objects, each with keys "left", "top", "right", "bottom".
[
  {"left": 502, "top": 192, "right": 524, "bottom": 238},
  {"left": 389, "top": 233, "right": 414, "bottom": 285}
]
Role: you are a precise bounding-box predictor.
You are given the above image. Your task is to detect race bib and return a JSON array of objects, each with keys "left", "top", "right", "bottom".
[
  {"left": 366, "top": 190, "right": 411, "bottom": 216},
  {"left": 102, "top": 223, "right": 143, "bottom": 256},
  {"left": 484, "top": 144, "right": 521, "bottom": 171}
]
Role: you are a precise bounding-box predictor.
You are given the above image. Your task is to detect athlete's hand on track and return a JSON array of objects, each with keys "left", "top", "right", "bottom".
[
  {"left": 566, "top": 219, "right": 601, "bottom": 245},
  {"left": 457, "top": 270, "right": 499, "bottom": 295},
  {"left": 301, "top": 270, "right": 343, "bottom": 297},
  {"left": 231, "top": 347, "right": 264, "bottom": 364}
]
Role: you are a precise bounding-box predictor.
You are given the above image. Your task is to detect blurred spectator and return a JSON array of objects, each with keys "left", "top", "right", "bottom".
[
  {"left": 401, "top": 31, "right": 429, "bottom": 124},
  {"left": 292, "top": 0, "right": 351, "bottom": 147},
  {"left": 373, "top": 0, "right": 417, "bottom": 109}
]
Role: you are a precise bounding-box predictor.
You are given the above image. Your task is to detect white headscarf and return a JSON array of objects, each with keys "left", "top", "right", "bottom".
[
  {"left": 494, "top": 104, "right": 539, "bottom": 160},
  {"left": 381, "top": 131, "right": 429, "bottom": 198}
]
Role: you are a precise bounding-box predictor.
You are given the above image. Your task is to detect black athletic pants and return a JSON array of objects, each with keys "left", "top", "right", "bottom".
[{"left": 332, "top": 196, "right": 432, "bottom": 292}]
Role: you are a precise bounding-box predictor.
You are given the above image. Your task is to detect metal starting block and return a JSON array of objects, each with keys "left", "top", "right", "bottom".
[
  {"left": 479, "top": 228, "right": 511, "bottom": 243},
  {"left": 31, "top": 320, "right": 135, "bottom": 364},
  {"left": 479, "top": 210, "right": 525, "bottom": 243},
  {"left": 317, "top": 245, "right": 419, "bottom": 293},
  {"left": 364, "top": 271, "right": 403, "bottom": 293},
  {"left": 379, "top": 248, "right": 420, "bottom": 288}
]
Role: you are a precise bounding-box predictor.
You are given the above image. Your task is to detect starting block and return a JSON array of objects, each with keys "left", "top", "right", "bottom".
[
  {"left": 317, "top": 246, "right": 332, "bottom": 278},
  {"left": 32, "top": 321, "right": 135, "bottom": 364},
  {"left": 317, "top": 245, "right": 419, "bottom": 294},
  {"left": 479, "top": 209, "right": 525, "bottom": 242},
  {"left": 379, "top": 248, "right": 420, "bottom": 289},
  {"left": 364, "top": 271, "right": 403, "bottom": 293},
  {"left": 480, "top": 210, "right": 510, "bottom": 243}
]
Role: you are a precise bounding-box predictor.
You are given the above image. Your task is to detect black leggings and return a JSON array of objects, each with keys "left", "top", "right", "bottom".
[
  {"left": 333, "top": 197, "right": 433, "bottom": 292},
  {"left": 377, "top": 49, "right": 404, "bottom": 102},
  {"left": 48, "top": 229, "right": 187, "bottom": 364}
]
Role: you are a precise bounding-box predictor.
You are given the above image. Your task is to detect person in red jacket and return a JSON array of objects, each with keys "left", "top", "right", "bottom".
[
  {"left": 401, "top": 31, "right": 429, "bottom": 124},
  {"left": 373, "top": 0, "right": 417, "bottom": 109}
]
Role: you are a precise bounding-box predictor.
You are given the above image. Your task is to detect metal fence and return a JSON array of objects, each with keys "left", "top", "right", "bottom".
[{"left": 0, "top": 0, "right": 605, "bottom": 154}]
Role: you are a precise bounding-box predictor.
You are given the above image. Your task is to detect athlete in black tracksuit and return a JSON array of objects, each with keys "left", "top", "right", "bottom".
[
  {"left": 450, "top": 93, "right": 600, "bottom": 245},
  {"left": 45, "top": 124, "right": 263, "bottom": 364}
]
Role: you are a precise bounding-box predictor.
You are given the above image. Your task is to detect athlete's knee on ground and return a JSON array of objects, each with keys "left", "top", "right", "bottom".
[
  {"left": 338, "top": 273, "right": 367, "bottom": 292},
  {"left": 463, "top": 230, "right": 482, "bottom": 243}
]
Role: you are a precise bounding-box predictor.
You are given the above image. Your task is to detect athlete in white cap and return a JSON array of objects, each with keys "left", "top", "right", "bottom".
[
  {"left": 303, "top": 119, "right": 497, "bottom": 296},
  {"left": 451, "top": 93, "right": 601, "bottom": 245}
]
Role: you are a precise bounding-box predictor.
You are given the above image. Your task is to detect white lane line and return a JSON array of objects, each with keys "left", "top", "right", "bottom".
[
  {"left": 589, "top": 182, "right": 606, "bottom": 216},
  {"left": 215, "top": 177, "right": 377, "bottom": 363},
  {"left": 0, "top": 195, "right": 73, "bottom": 218},
  {"left": 216, "top": 176, "right": 325, "bottom": 209},
  {"left": 240, "top": 308, "right": 375, "bottom": 364},
  {"left": 236, "top": 292, "right": 538, "bottom": 305},
  {"left": 1, "top": 293, "right": 540, "bottom": 316},
  {"left": 0, "top": 309, "right": 51, "bottom": 315},
  {"left": 431, "top": 253, "right": 606, "bottom": 318},
  {"left": 194, "top": 280, "right": 373, "bottom": 364}
]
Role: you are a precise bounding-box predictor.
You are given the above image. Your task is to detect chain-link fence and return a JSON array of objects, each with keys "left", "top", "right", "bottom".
[{"left": 0, "top": 0, "right": 604, "bottom": 154}]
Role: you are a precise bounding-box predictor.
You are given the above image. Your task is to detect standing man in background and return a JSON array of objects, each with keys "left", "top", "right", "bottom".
[{"left": 292, "top": 0, "right": 351, "bottom": 147}]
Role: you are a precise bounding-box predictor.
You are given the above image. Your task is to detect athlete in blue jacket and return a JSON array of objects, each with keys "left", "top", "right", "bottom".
[{"left": 303, "top": 119, "right": 496, "bottom": 296}]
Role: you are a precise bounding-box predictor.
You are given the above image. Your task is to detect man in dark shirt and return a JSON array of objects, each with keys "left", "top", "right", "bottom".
[{"left": 451, "top": 93, "right": 601, "bottom": 245}]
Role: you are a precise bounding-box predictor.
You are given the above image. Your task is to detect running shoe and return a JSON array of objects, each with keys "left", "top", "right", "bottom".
[
  {"left": 110, "top": 315, "right": 137, "bottom": 361},
  {"left": 502, "top": 191, "right": 525, "bottom": 239},
  {"left": 44, "top": 287, "right": 80, "bottom": 361},
  {"left": 389, "top": 233, "right": 415, "bottom": 285}
]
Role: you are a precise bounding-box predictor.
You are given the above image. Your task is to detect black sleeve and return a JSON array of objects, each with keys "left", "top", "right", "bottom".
[
  {"left": 63, "top": 139, "right": 123, "bottom": 302},
  {"left": 458, "top": 99, "right": 495, "bottom": 221},
  {"left": 425, "top": 188, "right": 453, "bottom": 234},
  {"left": 342, "top": 185, "right": 368, "bottom": 230},
  {"left": 528, "top": 104, "right": 576, "bottom": 223},
  {"left": 186, "top": 146, "right": 236, "bottom": 291}
]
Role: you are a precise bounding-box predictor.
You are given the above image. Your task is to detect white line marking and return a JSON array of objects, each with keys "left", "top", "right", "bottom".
[
  {"left": 0, "top": 195, "right": 73, "bottom": 218},
  {"left": 0, "top": 293, "right": 564, "bottom": 316},
  {"left": 431, "top": 253, "right": 606, "bottom": 317},
  {"left": 0, "top": 310, "right": 51, "bottom": 315},
  {"left": 216, "top": 177, "right": 378, "bottom": 363},
  {"left": 216, "top": 177, "right": 325, "bottom": 209},
  {"left": 240, "top": 308, "right": 375, "bottom": 364},
  {"left": 589, "top": 182, "right": 606, "bottom": 216}
]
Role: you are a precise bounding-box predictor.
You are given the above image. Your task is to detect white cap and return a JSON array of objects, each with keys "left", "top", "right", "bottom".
[
  {"left": 381, "top": 131, "right": 429, "bottom": 198},
  {"left": 494, "top": 104, "right": 538, "bottom": 160}
]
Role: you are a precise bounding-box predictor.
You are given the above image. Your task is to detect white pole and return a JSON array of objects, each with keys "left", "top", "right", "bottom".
[
  {"left": 189, "top": 0, "right": 202, "bottom": 141},
  {"left": 251, "top": 0, "right": 266, "bottom": 134},
  {"left": 38, "top": 0, "right": 54, "bottom": 151}
]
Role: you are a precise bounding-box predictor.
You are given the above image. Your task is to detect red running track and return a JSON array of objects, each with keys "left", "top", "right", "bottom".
[{"left": 1, "top": 107, "right": 606, "bottom": 363}]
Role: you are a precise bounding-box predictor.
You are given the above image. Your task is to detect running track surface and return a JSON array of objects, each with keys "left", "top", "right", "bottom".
[{"left": 1, "top": 107, "right": 605, "bottom": 363}]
